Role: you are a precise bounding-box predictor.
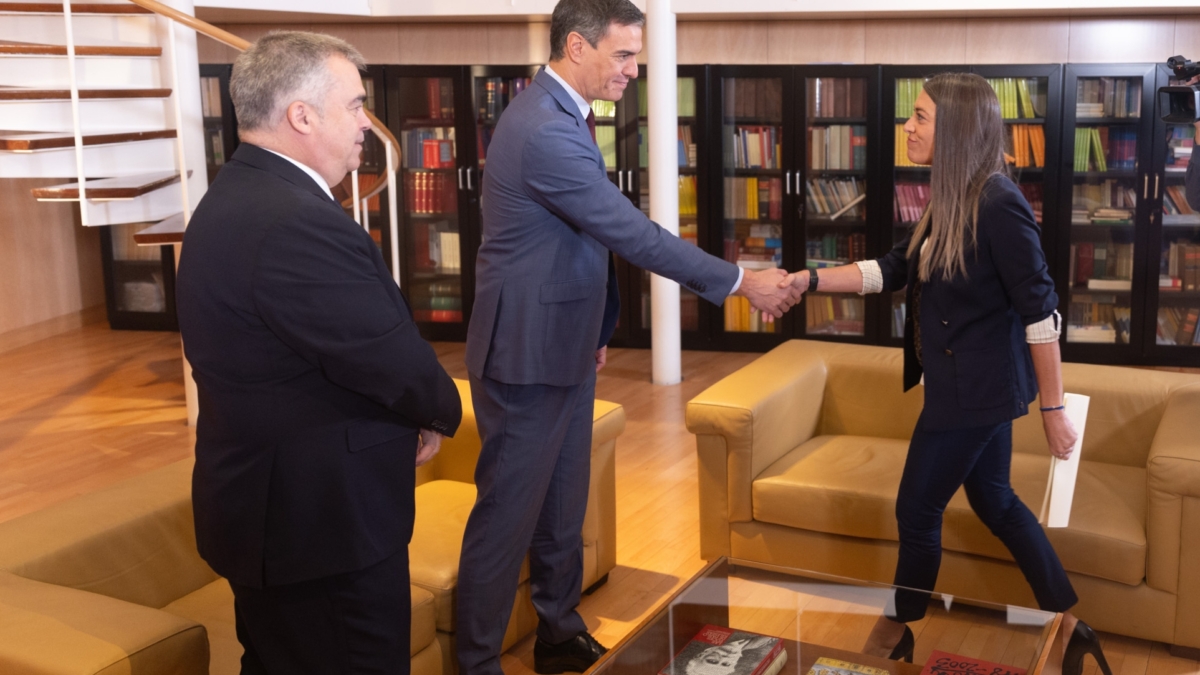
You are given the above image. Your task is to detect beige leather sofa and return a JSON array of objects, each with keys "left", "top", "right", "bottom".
[
  {"left": 0, "top": 379, "right": 623, "bottom": 674},
  {"left": 686, "top": 340, "right": 1200, "bottom": 650}
]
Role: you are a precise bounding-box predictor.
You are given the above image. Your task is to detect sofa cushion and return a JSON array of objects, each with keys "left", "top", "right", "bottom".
[
  {"left": 753, "top": 434, "right": 1146, "bottom": 586},
  {"left": 0, "top": 570, "right": 208, "bottom": 674},
  {"left": 411, "top": 480, "right": 531, "bottom": 633},
  {"left": 0, "top": 459, "right": 219, "bottom": 609},
  {"left": 162, "top": 579, "right": 439, "bottom": 675}
]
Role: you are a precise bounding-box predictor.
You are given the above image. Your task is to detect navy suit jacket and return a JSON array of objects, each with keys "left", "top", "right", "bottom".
[
  {"left": 879, "top": 175, "right": 1057, "bottom": 431},
  {"left": 466, "top": 68, "right": 741, "bottom": 387},
  {"left": 176, "top": 143, "right": 462, "bottom": 588}
]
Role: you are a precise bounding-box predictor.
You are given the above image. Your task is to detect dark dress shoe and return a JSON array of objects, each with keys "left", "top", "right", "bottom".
[
  {"left": 534, "top": 631, "right": 608, "bottom": 674},
  {"left": 1063, "top": 620, "right": 1113, "bottom": 675},
  {"left": 888, "top": 625, "right": 914, "bottom": 664}
]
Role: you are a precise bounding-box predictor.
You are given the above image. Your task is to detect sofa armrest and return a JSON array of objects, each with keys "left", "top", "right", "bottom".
[
  {"left": 417, "top": 379, "right": 480, "bottom": 486},
  {"left": 1146, "top": 383, "right": 1200, "bottom": 648},
  {"left": 686, "top": 341, "right": 828, "bottom": 559},
  {"left": 0, "top": 571, "right": 208, "bottom": 675}
]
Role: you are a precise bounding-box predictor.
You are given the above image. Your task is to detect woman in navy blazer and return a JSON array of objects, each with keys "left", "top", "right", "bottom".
[{"left": 786, "top": 73, "right": 1110, "bottom": 675}]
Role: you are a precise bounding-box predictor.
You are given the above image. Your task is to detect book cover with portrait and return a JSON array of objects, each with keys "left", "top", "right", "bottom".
[{"left": 660, "top": 625, "right": 787, "bottom": 675}]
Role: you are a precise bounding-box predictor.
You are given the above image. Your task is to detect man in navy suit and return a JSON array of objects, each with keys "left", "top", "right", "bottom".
[
  {"left": 457, "top": 2, "right": 801, "bottom": 675},
  {"left": 176, "top": 32, "right": 461, "bottom": 674}
]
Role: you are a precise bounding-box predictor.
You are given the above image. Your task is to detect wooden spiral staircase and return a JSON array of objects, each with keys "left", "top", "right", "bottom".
[{"left": 0, "top": 0, "right": 399, "bottom": 252}]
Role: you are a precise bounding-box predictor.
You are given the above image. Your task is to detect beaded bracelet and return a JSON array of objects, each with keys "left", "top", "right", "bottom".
[{"left": 1039, "top": 405, "right": 1065, "bottom": 412}]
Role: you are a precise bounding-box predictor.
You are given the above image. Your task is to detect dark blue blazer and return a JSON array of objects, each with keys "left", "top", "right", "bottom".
[
  {"left": 879, "top": 175, "right": 1057, "bottom": 431},
  {"left": 466, "top": 68, "right": 740, "bottom": 387},
  {"left": 176, "top": 143, "right": 461, "bottom": 588}
]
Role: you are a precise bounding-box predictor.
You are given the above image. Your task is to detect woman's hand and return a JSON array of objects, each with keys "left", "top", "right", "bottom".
[{"left": 1042, "top": 409, "right": 1078, "bottom": 460}]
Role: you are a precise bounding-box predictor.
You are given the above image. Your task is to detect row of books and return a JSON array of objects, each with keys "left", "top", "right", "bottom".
[
  {"left": 1009, "top": 124, "right": 1046, "bottom": 168},
  {"left": 1075, "top": 77, "right": 1141, "bottom": 118},
  {"left": 1067, "top": 295, "right": 1126, "bottom": 343},
  {"left": 204, "top": 127, "right": 225, "bottom": 166},
  {"left": 596, "top": 125, "right": 617, "bottom": 169},
  {"left": 1019, "top": 182, "right": 1045, "bottom": 223},
  {"left": 679, "top": 176, "right": 699, "bottom": 217},
  {"left": 636, "top": 124, "right": 698, "bottom": 169},
  {"left": 1163, "top": 241, "right": 1200, "bottom": 290},
  {"left": 1157, "top": 307, "right": 1200, "bottom": 346},
  {"left": 806, "top": 178, "right": 866, "bottom": 219},
  {"left": 1073, "top": 126, "right": 1136, "bottom": 172},
  {"left": 724, "top": 295, "right": 780, "bottom": 333},
  {"left": 405, "top": 172, "right": 458, "bottom": 215},
  {"left": 1071, "top": 241, "right": 1134, "bottom": 288},
  {"left": 590, "top": 99, "right": 616, "bottom": 120},
  {"left": 199, "top": 76, "right": 223, "bottom": 117},
  {"left": 723, "top": 176, "right": 783, "bottom": 221},
  {"left": 806, "top": 294, "right": 865, "bottom": 336},
  {"left": 985, "top": 77, "right": 1042, "bottom": 119},
  {"left": 418, "top": 77, "right": 455, "bottom": 121},
  {"left": 722, "top": 77, "right": 784, "bottom": 120},
  {"left": 894, "top": 182, "right": 930, "bottom": 223},
  {"left": 1162, "top": 186, "right": 1200, "bottom": 224},
  {"left": 402, "top": 129, "right": 456, "bottom": 169},
  {"left": 636, "top": 77, "right": 698, "bottom": 118},
  {"left": 411, "top": 223, "right": 461, "bottom": 275},
  {"left": 476, "top": 77, "right": 530, "bottom": 123},
  {"left": 725, "top": 125, "right": 783, "bottom": 169},
  {"left": 723, "top": 224, "right": 783, "bottom": 269},
  {"left": 806, "top": 232, "right": 867, "bottom": 264},
  {"left": 1166, "top": 124, "right": 1195, "bottom": 169},
  {"left": 808, "top": 124, "right": 867, "bottom": 171},
  {"left": 894, "top": 78, "right": 925, "bottom": 118},
  {"left": 807, "top": 77, "right": 867, "bottom": 119},
  {"left": 1071, "top": 180, "right": 1137, "bottom": 223}
]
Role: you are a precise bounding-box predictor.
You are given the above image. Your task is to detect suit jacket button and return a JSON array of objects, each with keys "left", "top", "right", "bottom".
[
  {"left": 942, "top": 320, "right": 948, "bottom": 325},
  {"left": 944, "top": 349, "right": 953, "bottom": 356}
]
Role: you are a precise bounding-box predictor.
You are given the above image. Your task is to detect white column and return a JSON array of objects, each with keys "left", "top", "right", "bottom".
[{"left": 647, "top": 0, "right": 681, "bottom": 385}]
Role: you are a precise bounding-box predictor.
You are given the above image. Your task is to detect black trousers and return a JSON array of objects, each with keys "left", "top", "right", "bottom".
[
  {"left": 456, "top": 372, "right": 595, "bottom": 675},
  {"left": 890, "top": 413, "right": 1078, "bottom": 622},
  {"left": 230, "top": 546, "right": 410, "bottom": 675}
]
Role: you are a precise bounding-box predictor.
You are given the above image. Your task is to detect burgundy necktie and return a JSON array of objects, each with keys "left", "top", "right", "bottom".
[{"left": 586, "top": 110, "right": 597, "bottom": 145}]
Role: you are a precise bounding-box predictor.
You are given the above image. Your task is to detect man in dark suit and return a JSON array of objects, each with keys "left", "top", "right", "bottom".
[
  {"left": 457, "top": 2, "right": 801, "bottom": 675},
  {"left": 176, "top": 31, "right": 461, "bottom": 674}
]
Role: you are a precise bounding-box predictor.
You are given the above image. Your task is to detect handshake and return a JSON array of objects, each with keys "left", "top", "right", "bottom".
[{"left": 733, "top": 267, "right": 814, "bottom": 320}]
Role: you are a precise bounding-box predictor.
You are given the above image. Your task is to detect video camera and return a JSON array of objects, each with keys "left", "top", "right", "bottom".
[{"left": 1160, "top": 55, "right": 1200, "bottom": 123}]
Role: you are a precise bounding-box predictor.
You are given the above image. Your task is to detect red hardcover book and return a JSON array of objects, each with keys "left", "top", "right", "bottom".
[
  {"left": 426, "top": 78, "right": 440, "bottom": 120},
  {"left": 768, "top": 178, "right": 782, "bottom": 220},
  {"left": 1076, "top": 242, "right": 1094, "bottom": 285},
  {"left": 919, "top": 650, "right": 1026, "bottom": 675}
]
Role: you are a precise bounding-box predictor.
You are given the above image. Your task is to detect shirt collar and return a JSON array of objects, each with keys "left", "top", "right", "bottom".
[
  {"left": 545, "top": 63, "right": 592, "bottom": 120},
  {"left": 262, "top": 147, "right": 336, "bottom": 202}
]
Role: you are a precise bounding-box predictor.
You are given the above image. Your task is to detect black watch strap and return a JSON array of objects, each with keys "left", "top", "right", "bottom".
[{"left": 808, "top": 268, "right": 819, "bottom": 293}]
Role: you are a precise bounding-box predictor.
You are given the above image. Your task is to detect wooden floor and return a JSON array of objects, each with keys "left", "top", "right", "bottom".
[{"left": 1, "top": 325, "right": 1197, "bottom": 675}]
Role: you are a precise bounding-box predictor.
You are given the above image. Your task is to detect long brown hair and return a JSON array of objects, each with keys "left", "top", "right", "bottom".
[{"left": 906, "top": 73, "right": 1008, "bottom": 281}]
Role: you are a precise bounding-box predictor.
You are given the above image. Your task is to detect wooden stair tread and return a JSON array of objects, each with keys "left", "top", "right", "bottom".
[
  {"left": 133, "top": 213, "right": 186, "bottom": 245},
  {"left": 0, "top": 86, "right": 172, "bottom": 100},
  {"left": 0, "top": 3, "right": 153, "bottom": 14},
  {"left": 0, "top": 129, "right": 176, "bottom": 151},
  {"left": 32, "top": 170, "right": 189, "bottom": 200},
  {"left": 0, "top": 40, "right": 161, "bottom": 57}
]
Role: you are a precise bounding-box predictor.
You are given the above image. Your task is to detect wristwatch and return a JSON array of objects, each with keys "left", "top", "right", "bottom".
[{"left": 808, "top": 268, "right": 819, "bottom": 293}]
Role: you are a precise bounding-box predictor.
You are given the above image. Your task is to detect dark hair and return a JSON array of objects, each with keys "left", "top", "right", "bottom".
[
  {"left": 906, "top": 72, "right": 1008, "bottom": 282},
  {"left": 549, "top": 0, "right": 645, "bottom": 61}
]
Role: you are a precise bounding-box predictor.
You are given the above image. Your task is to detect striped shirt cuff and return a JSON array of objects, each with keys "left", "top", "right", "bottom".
[
  {"left": 856, "top": 260, "right": 883, "bottom": 295},
  {"left": 1026, "top": 310, "right": 1062, "bottom": 344}
]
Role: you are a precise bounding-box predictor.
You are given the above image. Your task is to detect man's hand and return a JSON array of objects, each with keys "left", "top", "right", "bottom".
[
  {"left": 779, "top": 269, "right": 810, "bottom": 292},
  {"left": 595, "top": 346, "right": 608, "bottom": 373},
  {"left": 415, "top": 429, "right": 443, "bottom": 467},
  {"left": 735, "top": 267, "right": 802, "bottom": 319}
]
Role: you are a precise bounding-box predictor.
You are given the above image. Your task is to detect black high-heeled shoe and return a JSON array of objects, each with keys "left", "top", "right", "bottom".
[
  {"left": 1063, "top": 620, "right": 1112, "bottom": 675},
  {"left": 888, "top": 625, "right": 914, "bottom": 663}
]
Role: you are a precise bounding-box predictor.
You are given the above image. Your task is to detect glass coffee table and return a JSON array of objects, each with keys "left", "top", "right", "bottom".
[{"left": 589, "top": 558, "right": 1062, "bottom": 675}]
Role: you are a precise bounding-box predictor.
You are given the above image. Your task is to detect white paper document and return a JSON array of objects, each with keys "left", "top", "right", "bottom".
[{"left": 1037, "top": 393, "right": 1089, "bottom": 528}]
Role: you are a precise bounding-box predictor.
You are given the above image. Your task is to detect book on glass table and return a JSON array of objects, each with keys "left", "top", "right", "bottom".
[
  {"left": 1037, "top": 393, "right": 1090, "bottom": 528},
  {"left": 660, "top": 625, "right": 787, "bottom": 675},
  {"left": 805, "top": 656, "right": 889, "bottom": 675},
  {"left": 919, "top": 649, "right": 1027, "bottom": 675}
]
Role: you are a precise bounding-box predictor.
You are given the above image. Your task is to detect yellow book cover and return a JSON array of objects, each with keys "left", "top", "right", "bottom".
[{"left": 805, "top": 656, "right": 889, "bottom": 675}]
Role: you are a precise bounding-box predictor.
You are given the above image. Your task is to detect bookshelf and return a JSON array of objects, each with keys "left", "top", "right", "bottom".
[
  {"left": 612, "top": 66, "right": 714, "bottom": 350},
  {"left": 799, "top": 66, "right": 881, "bottom": 342},
  {"left": 198, "top": 64, "right": 237, "bottom": 186},
  {"left": 1058, "top": 64, "right": 1156, "bottom": 362}
]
